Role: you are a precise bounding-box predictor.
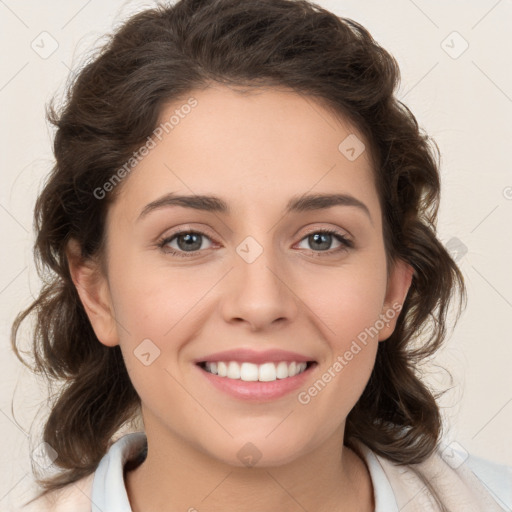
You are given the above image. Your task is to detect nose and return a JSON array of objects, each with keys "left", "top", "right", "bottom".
[{"left": 220, "top": 242, "right": 299, "bottom": 332}]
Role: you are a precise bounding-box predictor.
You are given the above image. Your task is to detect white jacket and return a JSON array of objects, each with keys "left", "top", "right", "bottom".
[{"left": 17, "top": 432, "right": 512, "bottom": 511}]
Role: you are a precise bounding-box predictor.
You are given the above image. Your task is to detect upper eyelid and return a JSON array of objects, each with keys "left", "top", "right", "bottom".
[
  {"left": 160, "top": 225, "right": 350, "bottom": 238},
  {"left": 300, "top": 224, "right": 351, "bottom": 239},
  {"left": 160, "top": 221, "right": 351, "bottom": 239}
]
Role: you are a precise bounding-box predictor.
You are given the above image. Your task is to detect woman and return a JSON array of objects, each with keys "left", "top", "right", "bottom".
[{"left": 12, "top": 0, "right": 511, "bottom": 510}]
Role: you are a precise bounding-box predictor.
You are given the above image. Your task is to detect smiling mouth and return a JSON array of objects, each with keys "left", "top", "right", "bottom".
[{"left": 197, "top": 360, "right": 317, "bottom": 382}]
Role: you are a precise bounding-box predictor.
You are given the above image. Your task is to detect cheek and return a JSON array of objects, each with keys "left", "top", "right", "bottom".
[
  {"left": 302, "top": 259, "right": 388, "bottom": 344},
  {"left": 294, "top": 256, "right": 387, "bottom": 403},
  {"left": 108, "top": 247, "right": 218, "bottom": 341}
]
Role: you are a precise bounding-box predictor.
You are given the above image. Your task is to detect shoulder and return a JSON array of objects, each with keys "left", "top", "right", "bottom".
[
  {"left": 17, "top": 474, "right": 95, "bottom": 512},
  {"left": 461, "top": 446, "right": 512, "bottom": 508},
  {"left": 372, "top": 441, "right": 511, "bottom": 511},
  {"left": 18, "top": 432, "right": 147, "bottom": 512}
]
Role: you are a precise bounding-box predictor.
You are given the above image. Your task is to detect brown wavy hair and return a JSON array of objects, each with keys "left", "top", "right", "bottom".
[{"left": 12, "top": 0, "right": 465, "bottom": 503}]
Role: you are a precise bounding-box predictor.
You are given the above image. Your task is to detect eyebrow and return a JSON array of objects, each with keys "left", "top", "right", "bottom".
[{"left": 137, "top": 192, "right": 372, "bottom": 222}]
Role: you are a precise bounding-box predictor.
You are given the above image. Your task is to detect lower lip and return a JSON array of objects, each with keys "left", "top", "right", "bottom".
[{"left": 196, "top": 363, "right": 317, "bottom": 402}]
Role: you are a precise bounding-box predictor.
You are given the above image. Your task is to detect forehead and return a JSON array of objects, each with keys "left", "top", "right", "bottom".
[{"left": 110, "top": 85, "right": 380, "bottom": 223}]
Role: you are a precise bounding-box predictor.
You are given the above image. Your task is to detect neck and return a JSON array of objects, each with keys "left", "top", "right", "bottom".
[{"left": 125, "top": 426, "right": 374, "bottom": 512}]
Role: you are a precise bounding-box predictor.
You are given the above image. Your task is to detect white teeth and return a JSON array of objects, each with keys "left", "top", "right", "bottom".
[
  {"left": 202, "top": 361, "right": 308, "bottom": 381},
  {"left": 217, "top": 361, "right": 227, "bottom": 377},
  {"left": 240, "top": 362, "right": 259, "bottom": 381},
  {"left": 276, "top": 361, "right": 289, "bottom": 379},
  {"left": 258, "top": 362, "right": 276, "bottom": 382},
  {"left": 227, "top": 361, "right": 240, "bottom": 379}
]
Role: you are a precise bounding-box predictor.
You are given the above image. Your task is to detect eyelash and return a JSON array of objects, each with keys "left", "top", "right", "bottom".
[{"left": 157, "top": 228, "right": 353, "bottom": 259}]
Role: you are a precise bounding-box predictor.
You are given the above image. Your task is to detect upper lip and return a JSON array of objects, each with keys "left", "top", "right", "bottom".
[{"left": 195, "top": 348, "right": 316, "bottom": 365}]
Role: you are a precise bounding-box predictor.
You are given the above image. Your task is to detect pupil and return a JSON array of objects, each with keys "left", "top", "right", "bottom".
[
  {"left": 178, "top": 233, "right": 201, "bottom": 251},
  {"left": 310, "top": 233, "right": 331, "bottom": 250}
]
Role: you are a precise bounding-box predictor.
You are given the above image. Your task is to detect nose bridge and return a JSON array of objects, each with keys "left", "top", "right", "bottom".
[{"left": 221, "top": 230, "right": 298, "bottom": 329}]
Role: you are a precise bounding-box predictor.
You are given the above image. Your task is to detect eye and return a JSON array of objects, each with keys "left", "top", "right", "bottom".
[
  {"left": 157, "top": 227, "right": 353, "bottom": 259},
  {"left": 158, "top": 230, "right": 214, "bottom": 257},
  {"left": 295, "top": 229, "right": 353, "bottom": 255}
]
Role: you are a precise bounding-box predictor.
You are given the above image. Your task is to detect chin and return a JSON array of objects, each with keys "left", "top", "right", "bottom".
[{"left": 203, "top": 433, "right": 313, "bottom": 469}]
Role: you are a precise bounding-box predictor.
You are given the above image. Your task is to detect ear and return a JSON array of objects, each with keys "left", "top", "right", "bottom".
[
  {"left": 66, "top": 238, "right": 119, "bottom": 347},
  {"left": 378, "top": 258, "right": 413, "bottom": 342}
]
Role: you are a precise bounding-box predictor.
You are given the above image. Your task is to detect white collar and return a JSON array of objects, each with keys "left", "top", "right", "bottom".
[{"left": 90, "top": 432, "right": 397, "bottom": 511}]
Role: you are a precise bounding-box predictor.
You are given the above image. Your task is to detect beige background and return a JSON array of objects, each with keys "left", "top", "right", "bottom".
[{"left": 1, "top": 0, "right": 511, "bottom": 508}]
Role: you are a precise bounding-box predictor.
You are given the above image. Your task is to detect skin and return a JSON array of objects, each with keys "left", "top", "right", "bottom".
[{"left": 67, "top": 84, "right": 412, "bottom": 512}]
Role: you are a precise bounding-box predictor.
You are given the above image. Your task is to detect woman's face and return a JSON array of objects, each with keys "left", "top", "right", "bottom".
[{"left": 77, "top": 85, "right": 411, "bottom": 467}]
